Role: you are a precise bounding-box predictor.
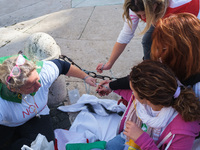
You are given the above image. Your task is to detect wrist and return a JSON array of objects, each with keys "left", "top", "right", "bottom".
[
  {"left": 104, "top": 83, "right": 112, "bottom": 92},
  {"left": 107, "top": 61, "right": 113, "bottom": 68},
  {"left": 83, "top": 75, "right": 90, "bottom": 81}
]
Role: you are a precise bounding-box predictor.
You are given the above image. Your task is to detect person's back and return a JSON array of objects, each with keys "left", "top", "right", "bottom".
[{"left": 151, "top": 13, "right": 200, "bottom": 101}]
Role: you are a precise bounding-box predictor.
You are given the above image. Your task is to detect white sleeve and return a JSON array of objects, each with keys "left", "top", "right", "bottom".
[
  {"left": 0, "top": 113, "right": 2, "bottom": 123},
  {"left": 197, "top": 10, "right": 200, "bottom": 19},
  {"left": 193, "top": 82, "right": 200, "bottom": 101},
  {"left": 40, "top": 61, "right": 60, "bottom": 89},
  {"left": 117, "top": 9, "right": 140, "bottom": 44}
]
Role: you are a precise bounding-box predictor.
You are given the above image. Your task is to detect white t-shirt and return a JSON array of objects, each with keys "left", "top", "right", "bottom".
[{"left": 0, "top": 61, "right": 59, "bottom": 127}]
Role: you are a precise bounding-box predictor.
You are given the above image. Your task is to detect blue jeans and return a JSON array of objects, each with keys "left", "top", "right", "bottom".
[
  {"left": 106, "top": 134, "right": 125, "bottom": 150},
  {"left": 142, "top": 25, "right": 155, "bottom": 60}
]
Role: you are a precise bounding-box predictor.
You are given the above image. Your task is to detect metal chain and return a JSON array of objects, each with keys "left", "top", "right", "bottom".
[{"left": 59, "top": 55, "right": 117, "bottom": 80}]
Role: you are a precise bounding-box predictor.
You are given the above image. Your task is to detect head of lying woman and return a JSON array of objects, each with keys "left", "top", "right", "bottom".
[{"left": 0, "top": 54, "right": 41, "bottom": 94}]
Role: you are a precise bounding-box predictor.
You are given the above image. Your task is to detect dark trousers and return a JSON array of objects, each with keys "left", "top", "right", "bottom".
[
  {"left": 142, "top": 25, "right": 155, "bottom": 60},
  {"left": 0, "top": 115, "right": 55, "bottom": 150}
]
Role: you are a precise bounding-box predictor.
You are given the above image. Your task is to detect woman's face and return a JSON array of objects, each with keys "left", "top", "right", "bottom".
[
  {"left": 130, "top": 81, "right": 163, "bottom": 111},
  {"left": 19, "top": 69, "right": 41, "bottom": 94},
  {"left": 136, "top": 11, "right": 146, "bottom": 20},
  {"left": 130, "top": 81, "right": 147, "bottom": 105},
  {"left": 132, "top": 88, "right": 147, "bottom": 105}
]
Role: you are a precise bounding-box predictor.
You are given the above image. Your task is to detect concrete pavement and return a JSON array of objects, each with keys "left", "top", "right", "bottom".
[{"left": 1, "top": 0, "right": 145, "bottom": 129}]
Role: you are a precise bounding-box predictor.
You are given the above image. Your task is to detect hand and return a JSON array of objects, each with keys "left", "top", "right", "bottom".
[
  {"left": 123, "top": 121, "right": 144, "bottom": 141},
  {"left": 84, "top": 76, "right": 97, "bottom": 87},
  {"left": 96, "top": 62, "right": 112, "bottom": 73},
  {"left": 96, "top": 80, "right": 112, "bottom": 96}
]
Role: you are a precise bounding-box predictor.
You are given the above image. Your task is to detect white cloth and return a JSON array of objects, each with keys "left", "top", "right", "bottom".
[
  {"left": 55, "top": 94, "right": 126, "bottom": 150},
  {"left": 0, "top": 61, "right": 59, "bottom": 127},
  {"left": 58, "top": 94, "right": 126, "bottom": 116}
]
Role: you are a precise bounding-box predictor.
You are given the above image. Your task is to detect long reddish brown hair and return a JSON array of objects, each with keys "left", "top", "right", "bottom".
[{"left": 151, "top": 13, "right": 200, "bottom": 82}]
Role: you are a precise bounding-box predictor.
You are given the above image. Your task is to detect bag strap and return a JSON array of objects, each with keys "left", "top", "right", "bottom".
[{"left": 157, "top": 132, "right": 172, "bottom": 149}]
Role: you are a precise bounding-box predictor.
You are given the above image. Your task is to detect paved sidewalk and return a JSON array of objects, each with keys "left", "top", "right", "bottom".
[{"left": 1, "top": 0, "right": 145, "bottom": 129}]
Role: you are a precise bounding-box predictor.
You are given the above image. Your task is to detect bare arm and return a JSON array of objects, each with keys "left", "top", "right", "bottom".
[
  {"left": 66, "top": 65, "right": 96, "bottom": 86},
  {"left": 96, "top": 42, "right": 127, "bottom": 73},
  {"left": 108, "top": 42, "right": 127, "bottom": 67}
]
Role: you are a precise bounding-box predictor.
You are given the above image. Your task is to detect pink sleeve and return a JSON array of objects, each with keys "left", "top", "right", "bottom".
[
  {"left": 135, "top": 132, "right": 158, "bottom": 150},
  {"left": 135, "top": 132, "right": 195, "bottom": 150},
  {"left": 114, "top": 89, "right": 132, "bottom": 102}
]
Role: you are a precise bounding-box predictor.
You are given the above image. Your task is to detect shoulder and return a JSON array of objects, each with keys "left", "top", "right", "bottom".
[
  {"left": 39, "top": 61, "right": 59, "bottom": 85},
  {"left": 40, "top": 61, "right": 59, "bottom": 75},
  {"left": 129, "top": 9, "right": 139, "bottom": 22},
  {"left": 169, "top": 114, "right": 200, "bottom": 135},
  {"left": 42, "top": 60, "right": 58, "bottom": 70}
]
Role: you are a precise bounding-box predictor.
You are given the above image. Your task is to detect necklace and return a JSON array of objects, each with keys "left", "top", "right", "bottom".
[{"left": 22, "top": 96, "right": 41, "bottom": 118}]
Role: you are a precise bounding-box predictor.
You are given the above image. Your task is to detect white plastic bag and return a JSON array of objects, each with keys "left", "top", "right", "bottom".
[{"left": 21, "top": 133, "right": 54, "bottom": 150}]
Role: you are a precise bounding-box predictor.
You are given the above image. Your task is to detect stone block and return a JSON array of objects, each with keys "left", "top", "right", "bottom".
[
  {"left": 23, "top": 32, "right": 67, "bottom": 107},
  {"left": 48, "top": 75, "right": 67, "bottom": 107},
  {"left": 23, "top": 32, "right": 61, "bottom": 61}
]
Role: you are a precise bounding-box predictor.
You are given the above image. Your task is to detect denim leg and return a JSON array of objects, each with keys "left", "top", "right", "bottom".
[
  {"left": 142, "top": 25, "right": 155, "bottom": 60},
  {"left": 106, "top": 134, "right": 125, "bottom": 150}
]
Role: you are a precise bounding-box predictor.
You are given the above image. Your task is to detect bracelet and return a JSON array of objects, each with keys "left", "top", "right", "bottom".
[{"left": 83, "top": 75, "right": 90, "bottom": 81}]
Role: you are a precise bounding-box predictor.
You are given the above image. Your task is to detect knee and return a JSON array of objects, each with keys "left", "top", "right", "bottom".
[
  {"left": 105, "top": 135, "right": 125, "bottom": 150},
  {"left": 106, "top": 141, "right": 116, "bottom": 150}
]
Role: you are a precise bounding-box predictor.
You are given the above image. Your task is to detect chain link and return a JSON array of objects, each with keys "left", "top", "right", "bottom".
[{"left": 59, "top": 55, "right": 117, "bottom": 80}]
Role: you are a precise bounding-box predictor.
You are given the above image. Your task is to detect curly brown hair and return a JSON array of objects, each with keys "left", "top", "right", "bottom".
[{"left": 130, "top": 60, "right": 200, "bottom": 122}]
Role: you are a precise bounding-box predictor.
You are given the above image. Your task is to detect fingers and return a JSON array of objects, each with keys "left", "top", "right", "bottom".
[
  {"left": 98, "top": 80, "right": 111, "bottom": 86},
  {"left": 96, "top": 86, "right": 106, "bottom": 96},
  {"left": 97, "top": 90, "right": 106, "bottom": 96},
  {"left": 96, "top": 64, "right": 104, "bottom": 73},
  {"left": 96, "top": 82, "right": 112, "bottom": 96},
  {"left": 85, "top": 76, "right": 97, "bottom": 87},
  {"left": 124, "top": 121, "right": 144, "bottom": 140},
  {"left": 123, "top": 127, "right": 130, "bottom": 137},
  {"left": 126, "top": 120, "right": 133, "bottom": 126},
  {"left": 123, "top": 121, "right": 135, "bottom": 138}
]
